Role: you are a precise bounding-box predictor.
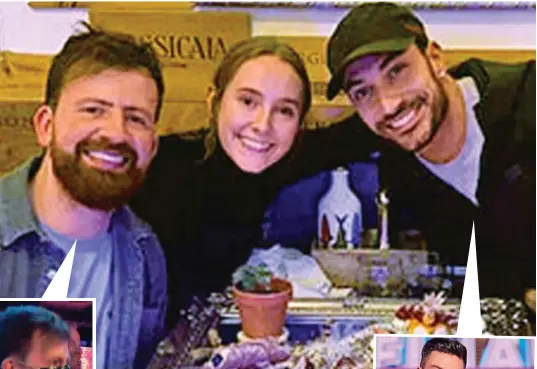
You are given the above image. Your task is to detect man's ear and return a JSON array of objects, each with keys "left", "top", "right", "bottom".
[
  {"left": 426, "top": 41, "right": 447, "bottom": 78},
  {"left": 33, "top": 104, "right": 54, "bottom": 148},
  {"left": 148, "top": 130, "right": 160, "bottom": 162}
]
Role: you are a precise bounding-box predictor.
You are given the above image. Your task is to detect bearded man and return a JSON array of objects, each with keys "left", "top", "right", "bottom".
[
  {"left": 0, "top": 24, "right": 167, "bottom": 369},
  {"left": 325, "top": 2, "right": 535, "bottom": 322}
]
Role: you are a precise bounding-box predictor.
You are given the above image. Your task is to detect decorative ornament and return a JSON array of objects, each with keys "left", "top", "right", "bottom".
[
  {"left": 318, "top": 167, "right": 363, "bottom": 249},
  {"left": 393, "top": 291, "right": 458, "bottom": 334}
]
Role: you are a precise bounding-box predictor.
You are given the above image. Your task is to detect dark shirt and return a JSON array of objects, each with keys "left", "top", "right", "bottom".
[
  {"left": 130, "top": 123, "right": 377, "bottom": 327},
  {"left": 132, "top": 58, "right": 536, "bottom": 329},
  {"left": 381, "top": 59, "right": 536, "bottom": 303}
]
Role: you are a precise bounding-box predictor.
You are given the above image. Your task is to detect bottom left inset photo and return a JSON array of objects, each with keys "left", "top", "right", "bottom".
[{"left": 0, "top": 298, "right": 94, "bottom": 369}]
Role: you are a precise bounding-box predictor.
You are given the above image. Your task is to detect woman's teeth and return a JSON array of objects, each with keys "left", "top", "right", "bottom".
[{"left": 240, "top": 136, "right": 271, "bottom": 153}]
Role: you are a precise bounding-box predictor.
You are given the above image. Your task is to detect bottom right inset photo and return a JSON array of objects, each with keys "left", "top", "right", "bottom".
[{"left": 375, "top": 335, "right": 535, "bottom": 369}]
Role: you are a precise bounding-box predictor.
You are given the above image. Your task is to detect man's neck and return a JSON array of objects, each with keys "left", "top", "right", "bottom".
[
  {"left": 30, "top": 156, "right": 111, "bottom": 239},
  {"left": 418, "top": 76, "right": 467, "bottom": 164}
]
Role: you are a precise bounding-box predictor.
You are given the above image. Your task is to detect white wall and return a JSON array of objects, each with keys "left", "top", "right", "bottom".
[
  {"left": 0, "top": 2, "right": 535, "bottom": 55},
  {"left": 208, "top": 5, "right": 536, "bottom": 49}
]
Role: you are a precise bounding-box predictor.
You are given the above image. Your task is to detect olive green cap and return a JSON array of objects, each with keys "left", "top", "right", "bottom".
[{"left": 326, "top": 2, "right": 428, "bottom": 100}]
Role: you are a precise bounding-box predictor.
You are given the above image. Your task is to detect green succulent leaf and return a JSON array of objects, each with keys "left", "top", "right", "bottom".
[{"left": 232, "top": 263, "right": 274, "bottom": 292}]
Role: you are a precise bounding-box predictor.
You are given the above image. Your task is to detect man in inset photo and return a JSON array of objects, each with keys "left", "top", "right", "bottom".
[
  {"left": 419, "top": 338, "right": 467, "bottom": 369},
  {"left": 0, "top": 305, "right": 71, "bottom": 369},
  {"left": 39, "top": 301, "right": 93, "bottom": 369}
]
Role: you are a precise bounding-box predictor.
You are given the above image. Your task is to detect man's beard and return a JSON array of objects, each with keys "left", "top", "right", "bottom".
[
  {"left": 50, "top": 136, "right": 145, "bottom": 211},
  {"left": 412, "top": 69, "right": 450, "bottom": 153},
  {"left": 373, "top": 64, "right": 450, "bottom": 153}
]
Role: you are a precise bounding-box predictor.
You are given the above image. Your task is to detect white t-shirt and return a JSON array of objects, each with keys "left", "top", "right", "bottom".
[{"left": 417, "top": 77, "right": 484, "bottom": 206}]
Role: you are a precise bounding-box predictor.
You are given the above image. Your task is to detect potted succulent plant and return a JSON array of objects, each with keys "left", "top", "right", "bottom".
[{"left": 232, "top": 263, "right": 293, "bottom": 339}]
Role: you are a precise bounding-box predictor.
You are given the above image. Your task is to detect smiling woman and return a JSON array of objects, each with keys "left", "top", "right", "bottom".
[
  {"left": 129, "top": 36, "right": 378, "bottom": 329},
  {"left": 216, "top": 54, "right": 303, "bottom": 174},
  {"left": 205, "top": 36, "right": 312, "bottom": 174}
]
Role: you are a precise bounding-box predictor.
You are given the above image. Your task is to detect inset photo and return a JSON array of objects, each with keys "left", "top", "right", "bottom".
[
  {"left": 0, "top": 298, "right": 94, "bottom": 369},
  {"left": 375, "top": 335, "right": 535, "bottom": 369}
]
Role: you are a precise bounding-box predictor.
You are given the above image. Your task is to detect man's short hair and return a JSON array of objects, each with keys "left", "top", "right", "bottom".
[
  {"left": 45, "top": 21, "right": 165, "bottom": 121},
  {"left": 0, "top": 305, "right": 71, "bottom": 363},
  {"left": 420, "top": 337, "right": 467, "bottom": 368}
]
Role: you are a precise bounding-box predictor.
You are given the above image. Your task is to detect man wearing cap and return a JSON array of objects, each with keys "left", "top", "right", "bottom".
[{"left": 325, "top": 2, "right": 535, "bottom": 313}]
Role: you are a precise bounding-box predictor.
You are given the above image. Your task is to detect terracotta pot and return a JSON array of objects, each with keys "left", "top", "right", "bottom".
[{"left": 232, "top": 278, "right": 292, "bottom": 339}]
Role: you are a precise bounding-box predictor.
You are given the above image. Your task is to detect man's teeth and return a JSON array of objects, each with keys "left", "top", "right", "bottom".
[
  {"left": 240, "top": 136, "right": 271, "bottom": 152},
  {"left": 390, "top": 109, "right": 416, "bottom": 129},
  {"left": 86, "top": 151, "right": 126, "bottom": 164}
]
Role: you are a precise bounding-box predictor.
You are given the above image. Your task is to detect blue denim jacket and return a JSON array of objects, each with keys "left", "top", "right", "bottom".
[{"left": 0, "top": 158, "right": 168, "bottom": 369}]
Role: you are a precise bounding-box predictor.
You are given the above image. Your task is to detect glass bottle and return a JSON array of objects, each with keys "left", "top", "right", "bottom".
[{"left": 318, "top": 167, "right": 363, "bottom": 249}]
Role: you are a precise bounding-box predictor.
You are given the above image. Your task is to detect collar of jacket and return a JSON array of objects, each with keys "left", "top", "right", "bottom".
[
  {"left": 449, "top": 58, "right": 534, "bottom": 139},
  {"left": 0, "top": 156, "right": 154, "bottom": 248}
]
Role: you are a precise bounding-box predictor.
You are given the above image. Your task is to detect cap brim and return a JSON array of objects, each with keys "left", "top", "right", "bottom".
[{"left": 326, "top": 37, "right": 415, "bottom": 101}]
